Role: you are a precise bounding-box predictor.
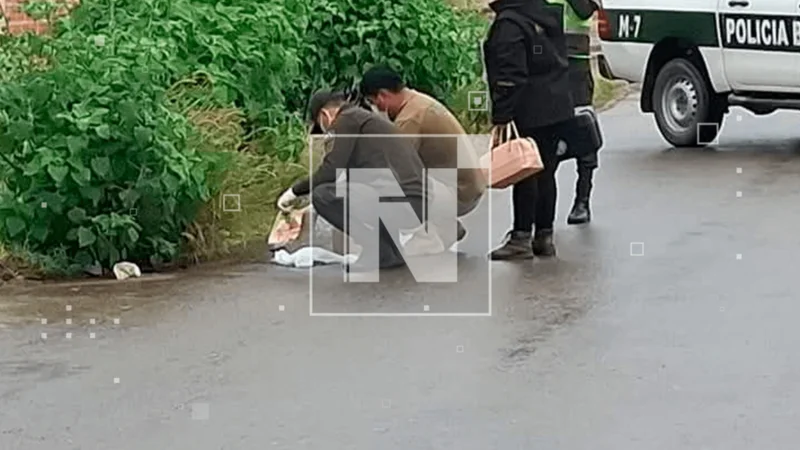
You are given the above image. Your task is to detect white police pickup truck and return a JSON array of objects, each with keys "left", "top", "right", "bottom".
[{"left": 596, "top": 0, "right": 800, "bottom": 146}]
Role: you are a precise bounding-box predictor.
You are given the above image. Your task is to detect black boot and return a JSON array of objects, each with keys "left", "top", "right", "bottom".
[
  {"left": 440, "top": 219, "right": 468, "bottom": 251},
  {"left": 532, "top": 229, "right": 556, "bottom": 257},
  {"left": 567, "top": 168, "right": 594, "bottom": 225},
  {"left": 489, "top": 231, "right": 533, "bottom": 260},
  {"left": 567, "top": 198, "right": 591, "bottom": 225}
]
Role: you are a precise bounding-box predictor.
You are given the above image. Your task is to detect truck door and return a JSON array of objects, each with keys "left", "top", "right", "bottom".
[{"left": 718, "top": 0, "right": 799, "bottom": 91}]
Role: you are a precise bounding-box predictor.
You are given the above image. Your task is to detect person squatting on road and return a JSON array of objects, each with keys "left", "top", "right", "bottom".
[
  {"left": 276, "top": 90, "right": 429, "bottom": 273},
  {"left": 483, "top": 0, "right": 575, "bottom": 260},
  {"left": 359, "top": 65, "right": 486, "bottom": 252},
  {"left": 549, "top": 0, "right": 602, "bottom": 225}
]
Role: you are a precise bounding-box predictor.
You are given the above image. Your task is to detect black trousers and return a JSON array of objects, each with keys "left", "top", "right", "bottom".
[
  {"left": 565, "top": 58, "right": 599, "bottom": 171},
  {"left": 311, "top": 182, "right": 425, "bottom": 267},
  {"left": 512, "top": 122, "right": 565, "bottom": 233}
]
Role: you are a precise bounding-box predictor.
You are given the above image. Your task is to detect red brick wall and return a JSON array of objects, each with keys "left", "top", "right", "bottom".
[{"left": 1, "top": 0, "right": 48, "bottom": 34}]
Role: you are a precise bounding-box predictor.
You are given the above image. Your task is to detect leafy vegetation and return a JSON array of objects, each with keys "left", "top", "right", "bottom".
[
  {"left": 294, "top": 0, "right": 486, "bottom": 105},
  {"left": 0, "top": 0, "right": 489, "bottom": 276}
]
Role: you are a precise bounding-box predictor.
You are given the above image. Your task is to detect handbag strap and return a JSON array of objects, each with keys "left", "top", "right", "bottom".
[
  {"left": 509, "top": 121, "right": 520, "bottom": 140},
  {"left": 489, "top": 121, "right": 521, "bottom": 149}
]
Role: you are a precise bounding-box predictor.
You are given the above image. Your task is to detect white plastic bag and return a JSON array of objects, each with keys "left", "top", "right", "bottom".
[{"left": 113, "top": 262, "right": 142, "bottom": 280}]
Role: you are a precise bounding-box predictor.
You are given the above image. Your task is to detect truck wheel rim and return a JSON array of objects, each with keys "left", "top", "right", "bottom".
[{"left": 661, "top": 76, "right": 698, "bottom": 133}]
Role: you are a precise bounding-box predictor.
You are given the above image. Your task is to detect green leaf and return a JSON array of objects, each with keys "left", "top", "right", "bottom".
[
  {"left": 30, "top": 222, "right": 50, "bottom": 243},
  {"left": 90, "top": 156, "right": 111, "bottom": 178},
  {"left": 77, "top": 226, "right": 96, "bottom": 248},
  {"left": 109, "top": 246, "right": 121, "bottom": 265},
  {"left": 70, "top": 164, "right": 92, "bottom": 186},
  {"left": 23, "top": 158, "right": 44, "bottom": 176},
  {"left": 76, "top": 119, "right": 91, "bottom": 132},
  {"left": 162, "top": 173, "right": 180, "bottom": 192},
  {"left": 118, "top": 100, "right": 139, "bottom": 126},
  {"left": 7, "top": 120, "right": 34, "bottom": 141},
  {"left": 66, "top": 135, "right": 89, "bottom": 154},
  {"left": 4, "top": 217, "right": 26, "bottom": 238},
  {"left": 134, "top": 126, "right": 152, "bottom": 146},
  {"left": 89, "top": 108, "right": 110, "bottom": 124},
  {"left": 127, "top": 227, "right": 139, "bottom": 244},
  {"left": 39, "top": 192, "right": 66, "bottom": 214},
  {"left": 67, "top": 207, "right": 88, "bottom": 224},
  {"left": 30, "top": 81, "right": 53, "bottom": 107},
  {"left": 47, "top": 164, "right": 69, "bottom": 183},
  {"left": 118, "top": 189, "right": 140, "bottom": 207},
  {"left": 213, "top": 85, "right": 231, "bottom": 104},
  {"left": 95, "top": 124, "right": 111, "bottom": 139},
  {"left": 80, "top": 186, "right": 103, "bottom": 206},
  {"left": 75, "top": 250, "right": 93, "bottom": 267},
  {"left": 95, "top": 237, "right": 109, "bottom": 262}
]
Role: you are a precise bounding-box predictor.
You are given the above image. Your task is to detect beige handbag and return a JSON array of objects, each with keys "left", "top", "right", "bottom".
[{"left": 479, "top": 121, "right": 543, "bottom": 189}]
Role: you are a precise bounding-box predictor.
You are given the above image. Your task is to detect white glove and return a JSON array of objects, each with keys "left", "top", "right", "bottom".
[{"left": 277, "top": 188, "right": 297, "bottom": 212}]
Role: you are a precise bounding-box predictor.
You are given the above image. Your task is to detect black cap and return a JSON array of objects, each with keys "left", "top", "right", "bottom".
[{"left": 307, "top": 89, "right": 347, "bottom": 124}]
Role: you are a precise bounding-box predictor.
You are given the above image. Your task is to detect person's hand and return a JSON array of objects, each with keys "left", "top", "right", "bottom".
[{"left": 277, "top": 188, "right": 297, "bottom": 212}]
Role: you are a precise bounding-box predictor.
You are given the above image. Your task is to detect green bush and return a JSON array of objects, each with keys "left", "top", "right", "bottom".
[
  {"left": 0, "top": 34, "right": 43, "bottom": 83},
  {"left": 0, "top": 0, "right": 490, "bottom": 274},
  {"left": 290, "top": 0, "right": 486, "bottom": 108},
  {"left": 0, "top": 33, "right": 219, "bottom": 271},
  {"left": 57, "top": 0, "right": 305, "bottom": 128}
]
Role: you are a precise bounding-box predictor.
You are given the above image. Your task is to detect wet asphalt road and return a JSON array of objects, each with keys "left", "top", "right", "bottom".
[{"left": 3, "top": 90, "right": 800, "bottom": 449}]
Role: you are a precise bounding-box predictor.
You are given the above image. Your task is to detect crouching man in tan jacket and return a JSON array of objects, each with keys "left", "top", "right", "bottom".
[{"left": 359, "top": 66, "right": 486, "bottom": 253}]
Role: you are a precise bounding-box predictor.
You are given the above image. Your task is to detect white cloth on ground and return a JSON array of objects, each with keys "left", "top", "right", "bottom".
[
  {"left": 272, "top": 177, "right": 458, "bottom": 269},
  {"left": 271, "top": 246, "right": 358, "bottom": 268}
]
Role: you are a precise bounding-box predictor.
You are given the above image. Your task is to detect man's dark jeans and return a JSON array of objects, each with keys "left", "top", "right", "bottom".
[
  {"left": 311, "top": 182, "right": 425, "bottom": 268},
  {"left": 565, "top": 58, "right": 599, "bottom": 173}
]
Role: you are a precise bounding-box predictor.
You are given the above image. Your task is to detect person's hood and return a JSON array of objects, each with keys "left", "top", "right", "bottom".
[{"left": 489, "top": 0, "right": 562, "bottom": 35}]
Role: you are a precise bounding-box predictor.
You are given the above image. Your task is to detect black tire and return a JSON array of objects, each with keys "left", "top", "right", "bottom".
[{"left": 652, "top": 58, "right": 725, "bottom": 147}]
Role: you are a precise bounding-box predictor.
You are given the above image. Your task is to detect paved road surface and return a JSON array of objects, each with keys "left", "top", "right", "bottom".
[{"left": 2, "top": 91, "right": 800, "bottom": 449}]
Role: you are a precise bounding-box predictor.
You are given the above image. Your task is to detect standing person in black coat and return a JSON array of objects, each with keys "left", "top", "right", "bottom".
[
  {"left": 554, "top": 0, "right": 603, "bottom": 225},
  {"left": 483, "top": 0, "right": 575, "bottom": 260}
]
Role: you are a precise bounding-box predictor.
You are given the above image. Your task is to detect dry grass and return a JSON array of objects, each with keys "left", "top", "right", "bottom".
[
  {"left": 593, "top": 72, "right": 625, "bottom": 110},
  {"left": 183, "top": 150, "right": 307, "bottom": 264},
  {"left": 447, "top": 0, "right": 490, "bottom": 12},
  {"left": 172, "top": 80, "right": 309, "bottom": 264}
]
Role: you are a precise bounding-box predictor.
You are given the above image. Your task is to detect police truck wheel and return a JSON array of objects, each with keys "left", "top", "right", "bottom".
[{"left": 652, "top": 58, "right": 723, "bottom": 147}]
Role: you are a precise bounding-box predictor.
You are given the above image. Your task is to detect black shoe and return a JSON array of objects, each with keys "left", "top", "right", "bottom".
[
  {"left": 456, "top": 220, "right": 467, "bottom": 242},
  {"left": 567, "top": 199, "right": 591, "bottom": 225},
  {"left": 532, "top": 229, "right": 556, "bottom": 257},
  {"left": 441, "top": 219, "right": 468, "bottom": 250},
  {"left": 489, "top": 231, "right": 533, "bottom": 260}
]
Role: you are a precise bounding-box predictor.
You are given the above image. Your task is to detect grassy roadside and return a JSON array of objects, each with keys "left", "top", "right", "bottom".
[
  {"left": 0, "top": 1, "right": 628, "bottom": 285},
  {"left": 1, "top": 77, "right": 626, "bottom": 287},
  {"left": 594, "top": 72, "right": 628, "bottom": 111},
  {"left": 169, "top": 3, "right": 624, "bottom": 272}
]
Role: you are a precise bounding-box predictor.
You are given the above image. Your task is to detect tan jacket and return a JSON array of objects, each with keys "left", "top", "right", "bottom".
[{"left": 393, "top": 90, "right": 485, "bottom": 214}]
